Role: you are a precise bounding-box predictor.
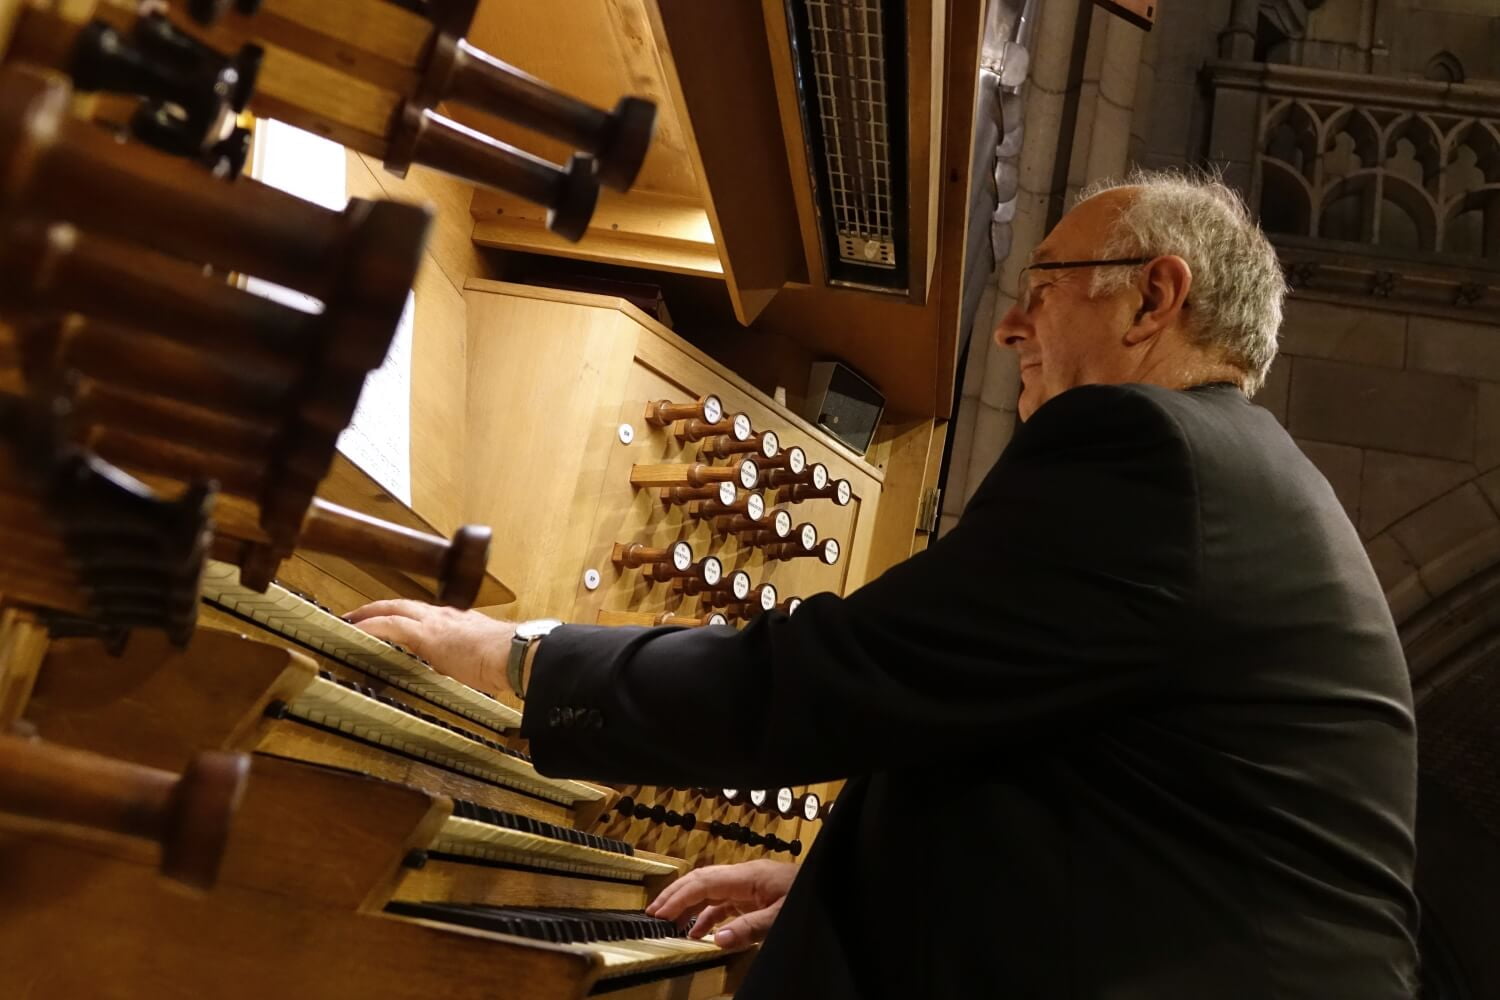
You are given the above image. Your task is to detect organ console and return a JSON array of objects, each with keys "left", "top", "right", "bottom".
[{"left": 0, "top": 0, "right": 969, "bottom": 990}]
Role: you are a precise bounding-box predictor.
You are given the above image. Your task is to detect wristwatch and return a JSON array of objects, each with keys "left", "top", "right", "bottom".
[{"left": 507, "top": 619, "right": 562, "bottom": 699}]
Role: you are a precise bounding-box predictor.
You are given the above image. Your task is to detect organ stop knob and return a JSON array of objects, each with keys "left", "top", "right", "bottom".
[
  {"left": 675, "top": 410, "right": 753, "bottom": 445},
  {"left": 765, "top": 460, "right": 826, "bottom": 490},
  {"left": 630, "top": 459, "right": 760, "bottom": 491},
  {"left": 701, "top": 428, "right": 778, "bottom": 461},
  {"left": 644, "top": 393, "right": 722, "bottom": 428},
  {"left": 612, "top": 539, "right": 693, "bottom": 571}
]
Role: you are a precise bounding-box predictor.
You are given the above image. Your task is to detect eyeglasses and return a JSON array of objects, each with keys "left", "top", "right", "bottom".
[{"left": 1015, "top": 256, "right": 1154, "bottom": 313}]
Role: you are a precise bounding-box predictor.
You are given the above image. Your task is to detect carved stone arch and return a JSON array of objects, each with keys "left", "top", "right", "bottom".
[
  {"left": 1442, "top": 184, "right": 1500, "bottom": 259},
  {"left": 1377, "top": 172, "right": 1441, "bottom": 252},
  {"left": 1258, "top": 157, "right": 1315, "bottom": 237},
  {"left": 1261, "top": 98, "right": 1319, "bottom": 182},
  {"left": 1398, "top": 561, "right": 1500, "bottom": 1000},
  {"left": 1318, "top": 170, "right": 1381, "bottom": 243},
  {"left": 1383, "top": 113, "right": 1445, "bottom": 196},
  {"left": 1446, "top": 119, "right": 1500, "bottom": 187}
]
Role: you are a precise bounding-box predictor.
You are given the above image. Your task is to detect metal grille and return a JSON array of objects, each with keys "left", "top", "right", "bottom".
[{"left": 803, "top": 0, "right": 897, "bottom": 269}]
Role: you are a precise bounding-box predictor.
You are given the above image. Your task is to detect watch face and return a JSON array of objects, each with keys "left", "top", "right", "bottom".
[
  {"left": 788, "top": 447, "right": 806, "bottom": 474},
  {"left": 811, "top": 463, "right": 829, "bottom": 489},
  {"left": 802, "top": 793, "right": 821, "bottom": 821},
  {"left": 731, "top": 572, "right": 751, "bottom": 600},
  {"left": 800, "top": 524, "right": 817, "bottom": 550},
  {"left": 717, "top": 481, "right": 737, "bottom": 505},
  {"left": 746, "top": 493, "right": 765, "bottom": 520},
  {"left": 822, "top": 539, "right": 840, "bottom": 565},
  {"left": 671, "top": 542, "right": 692, "bottom": 571},
  {"left": 738, "top": 461, "right": 758, "bottom": 490},
  {"left": 732, "top": 413, "right": 752, "bottom": 441},
  {"left": 749, "top": 789, "right": 768, "bottom": 807},
  {"left": 837, "top": 480, "right": 852, "bottom": 505},
  {"left": 759, "top": 584, "right": 777, "bottom": 611},
  {"left": 702, "top": 395, "right": 723, "bottom": 424},
  {"left": 759, "top": 431, "right": 779, "bottom": 460},
  {"left": 773, "top": 511, "right": 792, "bottom": 536},
  {"left": 787, "top": 597, "right": 802, "bottom": 614},
  {"left": 777, "top": 787, "right": 794, "bottom": 813},
  {"left": 517, "top": 618, "right": 563, "bottom": 640},
  {"left": 708, "top": 613, "right": 728, "bottom": 625},
  {"left": 702, "top": 557, "right": 722, "bottom": 586}
]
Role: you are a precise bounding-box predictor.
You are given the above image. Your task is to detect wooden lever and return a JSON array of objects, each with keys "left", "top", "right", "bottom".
[
  {"left": 645, "top": 394, "right": 722, "bottom": 428},
  {"left": 691, "top": 490, "right": 765, "bottom": 522},
  {"left": 673, "top": 411, "right": 751, "bottom": 444},
  {"left": 0, "top": 732, "right": 250, "bottom": 890},
  {"left": 630, "top": 460, "right": 760, "bottom": 491},
  {"left": 385, "top": 104, "right": 598, "bottom": 241},
  {"left": 612, "top": 539, "right": 693, "bottom": 571},
  {"left": 768, "top": 536, "right": 840, "bottom": 566},
  {"left": 297, "top": 499, "right": 492, "bottom": 608},
  {"left": 594, "top": 609, "right": 726, "bottom": 627},
  {"left": 647, "top": 554, "right": 721, "bottom": 586},
  {"left": 786, "top": 477, "right": 853, "bottom": 506},
  {"left": 739, "top": 509, "right": 793, "bottom": 546},
  {"left": 675, "top": 568, "right": 751, "bottom": 603},
  {"left": 659, "top": 480, "right": 736, "bottom": 510},
  {"left": 417, "top": 35, "right": 656, "bottom": 191},
  {"left": 765, "top": 461, "right": 827, "bottom": 490},
  {"left": 701, "top": 428, "right": 778, "bottom": 461},
  {"left": 751, "top": 444, "right": 806, "bottom": 474}
]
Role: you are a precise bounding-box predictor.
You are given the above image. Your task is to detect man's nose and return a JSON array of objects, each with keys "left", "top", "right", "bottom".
[{"left": 994, "top": 301, "right": 1029, "bottom": 348}]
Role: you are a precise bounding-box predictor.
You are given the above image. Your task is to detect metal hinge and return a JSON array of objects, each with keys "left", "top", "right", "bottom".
[{"left": 917, "top": 487, "right": 942, "bottom": 534}]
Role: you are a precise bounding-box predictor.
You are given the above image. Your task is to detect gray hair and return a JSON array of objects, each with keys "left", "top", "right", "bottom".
[{"left": 1076, "top": 168, "right": 1288, "bottom": 393}]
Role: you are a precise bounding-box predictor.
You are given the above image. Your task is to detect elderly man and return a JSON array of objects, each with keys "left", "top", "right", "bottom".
[{"left": 350, "top": 171, "right": 1419, "bottom": 999}]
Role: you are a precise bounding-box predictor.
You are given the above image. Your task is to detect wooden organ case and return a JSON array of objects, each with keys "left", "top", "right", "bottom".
[{"left": 0, "top": 0, "right": 984, "bottom": 996}]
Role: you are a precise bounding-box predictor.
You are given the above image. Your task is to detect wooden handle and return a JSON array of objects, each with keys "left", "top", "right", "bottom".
[
  {"left": 0, "top": 66, "right": 357, "bottom": 299},
  {"left": 630, "top": 463, "right": 741, "bottom": 489},
  {"left": 645, "top": 395, "right": 718, "bottom": 428},
  {"left": 420, "top": 35, "right": 655, "bottom": 191},
  {"left": 673, "top": 413, "right": 748, "bottom": 443},
  {"left": 0, "top": 733, "right": 249, "bottom": 890},
  {"left": 385, "top": 105, "right": 598, "bottom": 242},
  {"left": 298, "top": 499, "right": 491, "bottom": 608}
]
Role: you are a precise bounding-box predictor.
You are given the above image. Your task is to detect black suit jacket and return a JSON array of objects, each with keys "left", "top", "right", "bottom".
[{"left": 522, "top": 383, "right": 1419, "bottom": 999}]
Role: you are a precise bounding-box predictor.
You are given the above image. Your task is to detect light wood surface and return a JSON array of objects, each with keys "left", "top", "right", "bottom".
[{"left": 0, "top": 607, "right": 48, "bottom": 726}]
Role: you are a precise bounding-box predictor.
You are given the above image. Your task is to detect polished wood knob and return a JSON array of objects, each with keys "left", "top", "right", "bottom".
[
  {"left": 768, "top": 535, "right": 840, "bottom": 565},
  {"left": 674, "top": 410, "right": 752, "bottom": 444},
  {"left": 645, "top": 394, "right": 722, "bottom": 428},
  {"left": 648, "top": 554, "right": 722, "bottom": 586},
  {"left": 674, "top": 568, "right": 750, "bottom": 602},
  {"left": 0, "top": 732, "right": 249, "bottom": 891},
  {"left": 773, "top": 786, "right": 798, "bottom": 819},
  {"left": 630, "top": 460, "right": 759, "bottom": 491},
  {"left": 751, "top": 444, "right": 806, "bottom": 475},
  {"left": 611, "top": 539, "right": 693, "bottom": 571},
  {"left": 660, "top": 480, "right": 736, "bottom": 510},
  {"left": 739, "top": 508, "right": 793, "bottom": 546},
  {"left": 595, "top": 608, "right": 725, "bottom": 627},
  {"left": 765, "top": 461, "right": 827, "bottom": 491},
  {"left": 418, "top": 34, "right": 656, "bottom": 191},
  {"left": 709, "top": 511, "right": 769, "bottom": 535},
  {"left": 701, "top": 427, "right": 778, "bottom": 461},
  {"left": 787, "top": 477, "right": 853, "bottom": 506},
  {"left": 297, "top": 499, "right": 491, "bottom": 608},
  {"left": 690, "top": 488, "right": 765, "bottom": 521},
  {"left": 795, "top": 791, "right": 823, "bottom": 822},
  {"left": 385, "top": 104, "right": 598, "bottom": 242},
  {"left": 778, "top": 596, "right": 804, "bottom": 615},
  {"left": 654, "top": 611, "right": 729, "bottom": 627}
]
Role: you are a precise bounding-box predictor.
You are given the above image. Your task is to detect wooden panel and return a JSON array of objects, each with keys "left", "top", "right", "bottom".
[
  {"left": 864, "top": 415, "right": 944, "bottom": 577},
  {"left": 471, "top": 189, "right": 721, "bottom": 279},
  {"left": 394, "top": 859, "right": 649, "bottom": 911},
  {"left": 0, "top": 607, "right": 48, "bottom": 725},
  {"left": 648, "top": 0, "right": 806, "bottom": 324},
  {"left": 0, "top": 836, "right": 599, "bottom": 1000},
  {"left": 908, "top": 0, "right": 946, "bottom": 306},
  {"left": 25, "top": 630, "right": 316, "bottom": 771},
  {"left": 758, "top": 0, "right": 826, "bottom": 288},
  {"left": 220, "top": 754, "right": 448, "bottom": 911},
  {"left": 256, "top": 724, "right": 574, "bottom": 827}
]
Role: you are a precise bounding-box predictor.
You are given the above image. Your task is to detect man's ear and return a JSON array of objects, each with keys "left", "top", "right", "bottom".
[{"left": 1123, "top": 255, "right": 1192, "bottom": 346}]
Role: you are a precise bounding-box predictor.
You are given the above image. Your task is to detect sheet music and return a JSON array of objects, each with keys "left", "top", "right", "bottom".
[{"left": 246, "top": 118, "right": 414, "bottom": 505}]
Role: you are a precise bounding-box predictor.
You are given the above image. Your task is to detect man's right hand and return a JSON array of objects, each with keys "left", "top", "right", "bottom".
[{"left": 645, "top": 859, "right": 797, "bottom": 947}]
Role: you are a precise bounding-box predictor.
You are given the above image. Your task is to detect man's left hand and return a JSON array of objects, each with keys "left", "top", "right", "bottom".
[{"left": 346, "top": 600, "right": 516, "bottom": 698}]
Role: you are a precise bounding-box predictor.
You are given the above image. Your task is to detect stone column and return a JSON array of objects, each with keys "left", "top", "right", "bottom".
[{"left": 1219, "top": 0, "right": 1258, "bottom": 60}]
